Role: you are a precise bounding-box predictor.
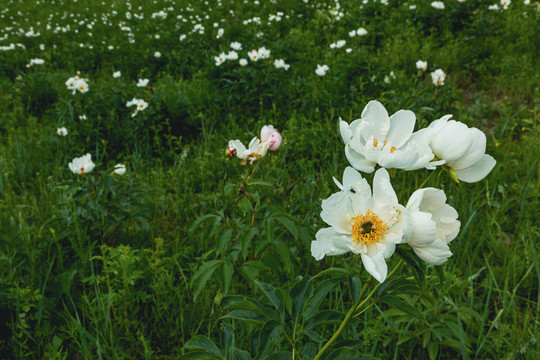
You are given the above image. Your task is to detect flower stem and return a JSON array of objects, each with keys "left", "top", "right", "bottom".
[
  {"left": 313, "top": 260, "right": 404, "bottom": 360},
  {"left": 313, "top": 279, "right": 372, "bottom": 360}
]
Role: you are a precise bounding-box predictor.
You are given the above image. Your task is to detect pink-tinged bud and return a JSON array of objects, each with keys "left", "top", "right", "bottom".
[
  {"left": 225, "top": 147, "right": 236, "bottom": 157},
  {"left": 268, "top": 131, "right": 282, "bottom": 151},
  {"left": 260, "top": 125, "right": 277, "bottom": 142}
]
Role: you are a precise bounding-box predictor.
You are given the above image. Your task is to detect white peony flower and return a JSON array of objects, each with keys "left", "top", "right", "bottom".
[
  {"left": 248, "top": 49, "right": 259, "bottom": 62},
  {"left": 258, "top": 46, "right": 271, "bottom": 59},
  {"left": 154, "top": 51, "right": 161, "bottom": 58},
  {"left": 126, "top": 98, "right": 148, "bottom": 117},
  {"left": 214, "top": 52, "right": 226, "bottom": 66},
  {"left": 311, "top": 168, "right": 412, "bottom": 283},
  {"left": 228, "top": 137, "right": 269, "bottom": 164},
  {"left": 405, "top": 188, "right": 460, "bottom": 265},
  {"left": 340, "top": 100, "right": 441, "bottom": 173},
  {"left": 113, "top": 163, "right": 126, "bottom": 175},
  {"left": 356, "top": 27, "right": 368, "bottom": 36},
  {"left": 239, "top": 58, "right": 248, "bottom": 67},
  {"left": 315, "top": 64, "right": 329, "bottom": 76},
  {"left": 431, "top": 1, "right": 445, "bottom": 9},
  {"left": 273, "top": 59, "right": 290, "bottom": 70},
  {"left": 416, "top": 60, "right": 428, "bottom": 71},
  {"left": 230, "top": 41, "right": 242, "bottom": 50},
  {"left": 113, "top": 71, "right": 121, "bottom": 78},
  {"left": 69, "top": 153, "right": 95, "bottom": 175},
  {"left": 57, "top": 127, "right": 68, "bottom": 136},
  {"left": 431, "top": 68, "right": 446, "bottom": 86},
  {"left": 136, "top": 78, "right": 149, "bottom": 87},
  {"left": 226, "top": 50, "right": 238, "bottom": 61},
  {"left": 428, "top": 115, "right": 497, "bottom": 183}
]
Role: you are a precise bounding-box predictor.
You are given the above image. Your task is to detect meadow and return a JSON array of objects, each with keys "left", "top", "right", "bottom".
[{"left": 0, "top": 0, "right": 538, "bottom": 358}]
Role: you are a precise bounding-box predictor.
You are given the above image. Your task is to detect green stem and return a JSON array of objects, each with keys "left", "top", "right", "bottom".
[
  {"left": 313, "top": 279, "right": 371, "bottom": 360},
  {"left": 284, "top": 330, "right": 303, "bottom": 360},
  {"left": 313, "top": 260, "right": 404, "bottom": 360},
  {"left": 418, "top": 170, "right": 435, "bottom": 189}
]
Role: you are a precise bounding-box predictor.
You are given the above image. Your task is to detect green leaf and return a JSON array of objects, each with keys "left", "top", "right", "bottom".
[
  {"left": 304, "top": 310, "right": 344, "bottom": 331},
  {"left": 378, "top": 295, "right": 426, "bottom": 323},
  {"left": 220, "top": 325, "right": 234, "bottom": 357},
  {"left": 324, "top": 347, "right": 378, "bottom": 360},
  {"left": 249, "top": 181, "right": 274, "bottom": 188},
  {"left": 184, "top": 336, "right": 223, "bottom": 358},
  {"left": 177, "top": 351, "right": 220, "bottom": 360},
  {"left": 265, "top": 352, "right": 293, "bottom": 360},
  {"left": 257, "top": 282, "right": 286, "bottom": 322},
  {"left": 273, "top": 238, "right": 291, "bottom": 273},
  {"left": 428, "top": 342, "right": 438, "bottom": 360},
  {"left": 241, "top": 227, "right": 258, "bottom": 259},
  {"left": 216, "top": 228, "right": 233, "bottom": 254},
  {"left": 273, "top": 215, "right": 298, "bottom": 240},
  {"left": 265, "top": 217, "right": 275, "bottom": 244},
  {"left": 190, "top": 260, "right": 223, "bottom": 301},
  {"left": 222, "top": 309, "right": 267, "bottom": 324},
  {"left": 255, "top": 320, "right": 283, "bottom": 359},
  {"left": 220, "top": 261, "right": 234, "bottom": 295},
  {"left": 290, "top": 276, "right": 313, "bottom": 329},
  {"left": 312, "top": 267, "right": 350, "bottom": 280},
  {"left": 189, "top": 214, "right": 221, "bottom": 235},
  {"left": 238, "top": 196, "right": 252, "bottom": 215},
  {"left": 304, "top": 277, "right": 343, "bottom": 319},
  {"left": 396, "top": 247, "right": 425, "bottom": 284},
  {"left": 230, "top": 347, "right": 252, "bottom": 360}
]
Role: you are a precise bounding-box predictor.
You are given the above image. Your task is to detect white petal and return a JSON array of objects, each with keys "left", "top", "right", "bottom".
[
  {"left": 372, "top": 168, "right": 398, "bottom": 207},
  {"left": 360, "top": 100, "right": 389, "bottom": 143},
  {"left": 320, "top": 192, "right": 352, "bottom": 234},
  {"left": 408, "top": 211, "right": 437, "bottom": 247},
  {"left": 378, "top": 149, "right": 418, "bottom": 170},
  {"left": 431, "top": 121, "right": 474, "bottom": 163},
  {"left": 413, "top": 238, "right": 452, "bottom": 265},
  {"left": 450, "top": 127, "right": 486, "bottom": 170},
  {"left": 454, "top": 154, "right": 496, "bottom": 183},
  {"left": 361, "top": 252, "right": 387, "bottom": 283},
  {"left": 345, "top": 145, "right": 376, "bottom": 173},
  {"left": 311, "top": 228, "right": 356, "bottom": 260},
  {"left": 339, "top": 118, "right": 352, "bottom": 144},
  {"left": 386, "top": 110, "right": 416, "bottom": 148}
]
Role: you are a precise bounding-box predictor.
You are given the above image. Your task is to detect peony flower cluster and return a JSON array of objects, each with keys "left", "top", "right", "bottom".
[
  {"left": 65, "top": 74, "right": 89, "bottom": 94},
  {"left": 126, "top": 98, "right": 148, "bottom": 117},
  {"left": 313, "top": 100, "right": 496, "bottom": 282},
  {"left": 227, "top": 125, "right": 282, "bottom": 165}
]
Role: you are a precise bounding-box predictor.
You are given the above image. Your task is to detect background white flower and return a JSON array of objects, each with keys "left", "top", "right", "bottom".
[
  {"left": 315, "top": 64, "right": 329, "bottom": 76},
  {"left": 431, "top": 68, "right": 446, "bottom": 86},
  {"left": 69, "top": 153, "right": 95, "bottom": 175}
]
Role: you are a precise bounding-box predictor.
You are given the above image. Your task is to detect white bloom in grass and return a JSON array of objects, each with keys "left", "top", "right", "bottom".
[
  {"left": 137, "top": 78, "right": 149, "bottom": 87},
  {"left": 336, "top": 40, "right": 346, "bottom": 48},
  {"left": 230, "top": 41, "right": 242, "bottom": 50},
  {"left": 226, "top": 50, "right": 238, "bottom": 61},
  {"left": 356, "top": 27, "right": 368, "bottom": 36},
  {"left": 431, "top": 68, "right": 446, "bottom": 86},
  {"left": 488, "top": 4, "right": 500, "bottom": 10},
  {"left": 179, "top": 34, "right": 186, "bottom": 41},
  {"left": 258, "top": 46, "right": 271, "bottom": 59},
  {"left": 524, "top": 0, "right": 530, "bottom": 5},
  {"left": 66, "top": 76, "right": 89, "bottom": 94},
  {"left": 113, "top": 71, "right": 121, "bottom": 78},
  {"left": 311, "top": 168, "right": 412, "bottom": 283},
  {"left": 228, "top": 137, "right": 269, "bottom": 164},
  {"left": 500, "top": 0, "right": 511, "bottom": 9},
  {"left": 431, "top": 1, "right": 445, "bottom": 9},
  {"left": 346, "top": 48, "right": 353, "bottom": 53},
  {"left": 260, "top": 125, "right": 282, "bottom": 151},
  {"left": 416, "top": 60, "right": 428, "bottom": 71},
  {"left": 26, "top": 58, "right": 45, "bottom": 67},
  {"left": 274, "top": 59, "right": 290, "bottom": 70},
  {"left": 126, "top": 98, "right": 148, "bottom": 117},
  {"left": 406, "top": 188, "right": 460, "bottom": 265},
  {"left": 113, "top": 163, "right": 126, "bottom": 175},
  {"left": 315, "top": 64, "right": 329, "bottom": 76},
  {"left": 154, "top": 51, "right": 161, "bottom": 58},
  {"left": 239, "top": 58, "right": 248, "bottom": 66},
  {"left": 216, "top": 28, "right": 224, "bottom": 38},
  {"left": 428, "top": 115, "right": 497, "bottom": 183},
  {"left": 349, "top": 30, "right": 356, "bottom": 37},
  {"left": 57, "top": 127, "right": 68, "bottom": 136},
  {"left": 340, "top": 100, "right": 442, "bottom": 173},
  {"left": 248, "top": 49, "right": 259, "bottom": 62},
  {"left": 215, "top": 52, "right": 227, "bottom": 66},
  {"left": 69, "top": 153, "right": 95, "bottom": 175},
  {"left": 79, "top": 114, "right": 87, "bottom": 121}
]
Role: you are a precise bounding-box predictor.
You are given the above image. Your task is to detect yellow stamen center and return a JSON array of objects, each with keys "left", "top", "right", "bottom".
[
  {"left": 350, "top": 210, "right": 388, "bottom": 244},
  {"left": 390, "top": 146, "right": 396, "bottom": 153},
  {"left": 80, "top": 167, "right": 85, "bottom": 174},
  {"left": 373, "top": 138, "right": 378, "bottom": 148}
]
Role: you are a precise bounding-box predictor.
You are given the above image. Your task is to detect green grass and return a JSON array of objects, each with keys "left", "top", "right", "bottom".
[{"left": 0, "top": 0, "right": 539, "bottom": 358}]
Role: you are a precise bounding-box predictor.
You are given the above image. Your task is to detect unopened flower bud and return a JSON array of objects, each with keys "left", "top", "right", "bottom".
[{"left": 225, "top": 147, "right": 236, "bottom": 157}]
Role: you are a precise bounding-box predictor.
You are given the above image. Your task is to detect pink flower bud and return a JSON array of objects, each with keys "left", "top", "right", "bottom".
[
  {"left": 225, "top": 147, "right": 236, "bottom": 157},
  {"left": 268, "top": 131, "right": 282, "bottom": 151},
  {"left": 260, "top": 125, "right": 277, "bottom": 142}
]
